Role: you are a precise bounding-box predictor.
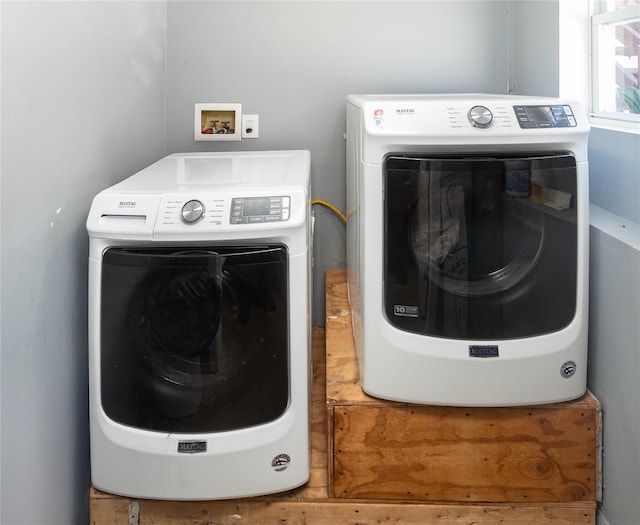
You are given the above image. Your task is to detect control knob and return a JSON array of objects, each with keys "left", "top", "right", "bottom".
[
  {"left": 468, "top": 105, "right": 493, "bottom": 128},
  {"left": 181, "top": 199, "right": 205, "bottom": 223}
]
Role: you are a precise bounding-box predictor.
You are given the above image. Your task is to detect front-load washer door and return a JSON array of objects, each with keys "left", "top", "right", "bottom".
[
  {"left": 100, "top": 245, "right": 288, "bottom": 433},
  {"left": 384, "top": 153, "right": 578, "bottom": 340}
]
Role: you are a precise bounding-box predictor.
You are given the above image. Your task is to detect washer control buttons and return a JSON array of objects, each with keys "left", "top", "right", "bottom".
[
  {"left": 230, "top": 196, "right": 290, "bottom": 224},
  {"left": 468, "top": 105, "right": 494, "bottom": 128},
  {"left": 181, "top": 199, "right": 205, "bottom": 223},
  {"left": 513, "top": 105, "right": 577, "bottom": 128}
]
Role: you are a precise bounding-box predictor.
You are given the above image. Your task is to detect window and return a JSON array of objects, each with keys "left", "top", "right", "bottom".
[{"left": 592, "top": 0, "right": 640, "bottom": 123}]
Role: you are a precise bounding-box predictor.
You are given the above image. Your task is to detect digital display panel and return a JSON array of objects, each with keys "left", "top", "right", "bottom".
[
  {"left": 513, "top": 105, "right": 577, "bottom": 129},
  {"left": 230, "top": 196, "right": 290, "bottom": 224},
  {"left": 242, "top": 197, "right": 272, "bottom": 216}
]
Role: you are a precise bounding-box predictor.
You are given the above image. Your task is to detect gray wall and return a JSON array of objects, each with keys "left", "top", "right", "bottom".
[
  {"left": 587, "top": 129, "right": 640, "bottom": 525},
  {"left": 589, "top": 128, "right": 640, "bottom": 224},
  {"left": 0, "top": 2, "right": 167, "bottom": 524},
  {"left": 589, "top": 220, "right": 640, "bottom": 525},
  {"left": 511, "top": 0, "right": 559, "bottom": 96},
  {"left": 166, "top": 0, "right": 512, "bottom": 323}
]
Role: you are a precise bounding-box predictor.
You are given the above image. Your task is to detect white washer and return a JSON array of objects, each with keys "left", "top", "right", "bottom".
[
  {"left": 87, "top": 151, "right": 311, "bottom": 499},
  {"left": 346, "top": 94, "right": 589, "bottom": 406}
]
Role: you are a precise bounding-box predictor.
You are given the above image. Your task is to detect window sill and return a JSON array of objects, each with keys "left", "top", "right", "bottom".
[{"left": 589, "top": 116, "right": 640, "bottom": 135}]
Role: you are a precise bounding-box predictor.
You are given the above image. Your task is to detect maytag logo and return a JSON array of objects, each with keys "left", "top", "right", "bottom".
[
  {"left": 177, "top": 441, "right": 207, "bottom": 454},
  {"left": 469, "top": 345, "right": 499, "bottom": 358},
  {"left": 118, "top": 201, "right": 136, "bottom": 208},
  {"left": 396, "top": 108, "right": 416, "bottom": 114}
]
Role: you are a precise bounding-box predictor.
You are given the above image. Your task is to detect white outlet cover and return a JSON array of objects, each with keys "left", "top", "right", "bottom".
[{"left": 241, "top": 114, "right": 259, "bottom": 139}]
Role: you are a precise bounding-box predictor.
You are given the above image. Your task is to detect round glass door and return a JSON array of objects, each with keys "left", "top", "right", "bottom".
[
  {"left": 384, "top": 153, "right": 578, "bottom": 340},
  {"left": 100, "top": 245, "right": 289, "bottom": 432}
]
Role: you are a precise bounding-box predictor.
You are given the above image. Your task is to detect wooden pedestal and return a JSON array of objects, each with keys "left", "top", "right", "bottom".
[
  {"left": 325, "top": 270, "right": 601, "bottom": 510},
  {"left": 89, "top": 270, "right": 600, "bottom": 524}
]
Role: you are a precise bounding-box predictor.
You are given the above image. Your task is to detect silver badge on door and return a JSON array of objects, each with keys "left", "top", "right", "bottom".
[
  {"left": 177, "top": 441, "right": 207, "bottom": 453},
  {"left": 394, "top": 305, "right": 419, "bottom": 318}
]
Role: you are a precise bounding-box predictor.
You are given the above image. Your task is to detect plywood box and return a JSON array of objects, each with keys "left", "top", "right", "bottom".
[{"left": 325, "top": 269, "right": 602, "bottom": 506}]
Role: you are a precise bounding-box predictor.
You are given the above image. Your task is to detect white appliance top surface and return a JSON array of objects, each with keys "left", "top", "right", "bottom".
[
  {"left": 110, "top": 150, "right": 310, "bottom": 193},
  {"left": 87, "top": 150, "right": 310, "bottom": 240}
]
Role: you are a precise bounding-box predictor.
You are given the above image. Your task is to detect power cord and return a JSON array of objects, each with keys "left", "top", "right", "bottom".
[{"left": 311, "top": 199, "right": 347, "bottom": 224}]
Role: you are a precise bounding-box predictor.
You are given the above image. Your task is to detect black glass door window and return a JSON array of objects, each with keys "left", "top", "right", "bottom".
[
  {"left": 100, "top": 245, "right": 289, "bottom": 433},
  {"left": 384, "top": 153, "right": 578, "bottom": 340}
]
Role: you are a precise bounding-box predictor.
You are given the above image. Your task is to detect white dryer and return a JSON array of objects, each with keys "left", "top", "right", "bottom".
[
  {"left": 346, "top": 94, "right": 590, "bottom": 406},
  {"left": 87, "top": 151, "right": 311, "bottom": 499}
]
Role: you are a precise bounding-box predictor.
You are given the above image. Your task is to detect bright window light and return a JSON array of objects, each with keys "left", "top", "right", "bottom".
[{"left": 592, "top": 0, "right": 640, "bottom": 123}]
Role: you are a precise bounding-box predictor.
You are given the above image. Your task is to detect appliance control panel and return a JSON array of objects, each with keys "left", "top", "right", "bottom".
[
  {"left": 446, "top": 104, "right": 513, "bottom": 129},
  {"left": 154, "top": 193, "right": 295, "bottom": 232},
  {"left": 360, "top": 97, "right": 584, "bottom": 135},
  {"left": 513, "top": 105, "right": 577, "bottom": 128},
  {"left": 162, "top": 197, "right": 226, "bottom": 227},
  {"left": 230, "top": 196, "right": 290, "bottom": 224}
]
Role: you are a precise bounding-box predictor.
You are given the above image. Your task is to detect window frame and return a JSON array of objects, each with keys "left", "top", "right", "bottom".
[{"left": 590, "top": 2, "right": 640, "bottom": 129}]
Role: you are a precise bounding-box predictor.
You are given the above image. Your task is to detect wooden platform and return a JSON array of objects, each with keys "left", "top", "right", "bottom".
[
  {"left": 325, "top": 271, "right": 601, "bottom": 504},
  {"left": 90, "top": 269, "right": 600, "bottom": 524}
]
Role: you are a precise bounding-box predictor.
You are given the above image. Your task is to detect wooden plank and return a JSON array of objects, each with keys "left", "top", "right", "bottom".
[
  {"left": 138, "top": 500, "right": 595, "bottom": 524},
  {"left": 332, "top": 404, "right": 598, "bottom": 502},
  {"left": 90, "top": 488, "right": 595, "bottom": 525},
  {"left": 305, "top": 325, "right": 330, "bottom": 499},
  {"left": 90, "top": 489, "right": 131, "bottom": 525},
  {"left": 325, "top": 270, "right": 367, "bottom": 406}
]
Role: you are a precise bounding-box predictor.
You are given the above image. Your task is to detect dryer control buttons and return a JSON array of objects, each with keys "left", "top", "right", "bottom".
[
  {"left": 181, "top": 199, "right": 205, "bottom": 223},
  {"left": 468, "top": 105, "right": 494, "bottom": 128},
  {"left": 230, "top": 196, "right": 291, "bottom": 224}
]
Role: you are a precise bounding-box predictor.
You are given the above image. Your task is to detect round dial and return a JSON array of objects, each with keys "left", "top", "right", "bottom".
[
  {"left": 468, "top": 105, "right": 493, "bottom": 128},
  {"left": 181, "top": 199, "right": 205, "bottom": 223}
]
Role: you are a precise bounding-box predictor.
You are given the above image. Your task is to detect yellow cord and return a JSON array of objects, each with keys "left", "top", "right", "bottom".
[{"left": 311, "top": 199, "right": 347, "bottom": 224}]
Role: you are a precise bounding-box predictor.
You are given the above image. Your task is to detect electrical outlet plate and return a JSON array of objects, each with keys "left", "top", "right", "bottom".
[
  {"left": 241, "top": 114, "right": 259, "bottom": 139},
  {"left": 194, "top": 103, "right": 242, "bottom": 141}
]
